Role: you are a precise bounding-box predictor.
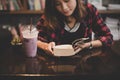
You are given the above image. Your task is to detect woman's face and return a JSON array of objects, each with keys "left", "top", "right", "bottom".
[{"left": 55, "top": 0, "right": 77, "bottom": 17}]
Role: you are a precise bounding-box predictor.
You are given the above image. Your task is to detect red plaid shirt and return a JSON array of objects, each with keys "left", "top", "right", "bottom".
[{"left": 37, "top": 3, "right": 113, "bottom": 47}]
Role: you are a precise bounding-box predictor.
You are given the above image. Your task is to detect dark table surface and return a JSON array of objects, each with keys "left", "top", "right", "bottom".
[{"left": 0, "top": 41, "right": 120, "bottom": 79}]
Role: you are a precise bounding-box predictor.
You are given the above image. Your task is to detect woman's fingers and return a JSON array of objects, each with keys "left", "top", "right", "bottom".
[
  {"left": 48, "top": 42, "right": 55, "bottom": 54},
  {"left": 44, "top": 42, "right": 55, "bottom": 54},
  {"left": 49, "top": 42, "right": 55, "bottom": 48}
]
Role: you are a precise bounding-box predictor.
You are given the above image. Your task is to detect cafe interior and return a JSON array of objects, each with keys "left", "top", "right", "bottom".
[{"left": 0, "top": 0, "right": 120, "bottom": 79}]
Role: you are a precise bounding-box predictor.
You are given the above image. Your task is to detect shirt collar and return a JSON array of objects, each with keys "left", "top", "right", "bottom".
[{"left": 64, "top": 22, "right": 80, "bottom": 32}]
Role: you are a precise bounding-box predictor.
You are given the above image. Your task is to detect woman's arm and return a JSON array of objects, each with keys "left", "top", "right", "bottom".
[
  {"left": 37, "top": 40, "right": 55, "bottom": 54},
  {"left": 88, "top": 4, "right": 113, "bottom": 47},
  {"left": 76, "top": 4, "right": 113, "bottom": 51},
  {"left": 83, "top": 40, "right": 102, "bottom": 49},
  {"left": 36, "top": 15, "right": 56, "bottom": 54}
]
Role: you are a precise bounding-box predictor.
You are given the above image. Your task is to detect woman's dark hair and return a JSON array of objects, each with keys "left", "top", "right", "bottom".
[{"left": 44, "top": 0, "right": 87, "bottom": 30}]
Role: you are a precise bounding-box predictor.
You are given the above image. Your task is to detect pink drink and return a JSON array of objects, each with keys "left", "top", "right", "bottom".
[{"left": 22, "top": 28, "right": 38, "bottom": 57}]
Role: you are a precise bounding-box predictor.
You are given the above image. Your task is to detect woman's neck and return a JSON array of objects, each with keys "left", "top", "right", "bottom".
[
  {"left": 66, "top": 16, "right": 75, "bottom": 23},
  {"left": 65, "top": 16, "right": 77, "bottom": 29}
]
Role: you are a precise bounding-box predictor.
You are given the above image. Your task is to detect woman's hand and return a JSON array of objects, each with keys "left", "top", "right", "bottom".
[
  {"left": 73, "top": 40, "right": 103, "bottom": 52},
  {"left": 45, "top": 42, "right": 55, "bottom": 54},
  {"left": 37, "top": 41, "right": 55, "bottom": 55},
  {"left": 73, "top": 42, "right": 91, "bottom": 52}
]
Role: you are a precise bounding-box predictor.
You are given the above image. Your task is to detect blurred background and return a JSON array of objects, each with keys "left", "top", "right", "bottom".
[{"left": 0, "top": 0, "right": 120, "bottom": 52}]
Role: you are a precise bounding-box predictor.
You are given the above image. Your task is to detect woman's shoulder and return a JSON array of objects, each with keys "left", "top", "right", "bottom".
[
  {"left": 36, "top": 14, "right": 47, "bottom": 29},
  {"left": 39, "top": 14, "right": 46, "bottom": 23},
  {"left": 86, "top": 3, "right": 98, "bottom": 13},
  {"left": 40, "top": 14, "right": 46, "bottom": 20}
]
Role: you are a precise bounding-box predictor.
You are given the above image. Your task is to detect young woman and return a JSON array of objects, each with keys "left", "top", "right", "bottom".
[{"left": 36, "top": 0, "right": 113, "bottom": 54}]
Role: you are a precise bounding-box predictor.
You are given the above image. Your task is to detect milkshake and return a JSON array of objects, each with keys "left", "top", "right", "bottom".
[{"left": 21, "top": 27, "right": 38, "bottom": 57}]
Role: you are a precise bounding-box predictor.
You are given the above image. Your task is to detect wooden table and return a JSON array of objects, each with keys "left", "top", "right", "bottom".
[{"left": 0, "top": 41, "right": 120, "bottom": 79}]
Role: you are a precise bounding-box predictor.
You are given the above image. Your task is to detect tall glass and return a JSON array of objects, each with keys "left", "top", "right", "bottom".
[{"left": 20, "top": 25, "right": 38, "bottom": 57}]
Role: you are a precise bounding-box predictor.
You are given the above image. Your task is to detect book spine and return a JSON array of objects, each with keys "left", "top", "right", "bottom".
[
  {"left": 17, "top": 0, "right": 24, "bottom": 10},
  {"left": 40, "top": 0, "right": 45, "bottom": 10},
  {"left": 9, "top": 0, "right": 15, "bottom": 11},
  {"left": 34, "top": 0, "right": 41, "bottom": 10},
  {"left": 0, "top": 0, "right": 3, "bottom": 10},
  {"left": 28, "top": 0, "right": 34, "bottom": 10},
  {"left": 2, "top": 0, "right": 7, "bottom": 10}
]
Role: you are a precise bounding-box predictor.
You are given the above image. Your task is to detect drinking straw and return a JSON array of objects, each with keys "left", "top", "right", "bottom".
[{"left": 30, "top": 18, "right": 32, "bottom": 33}]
